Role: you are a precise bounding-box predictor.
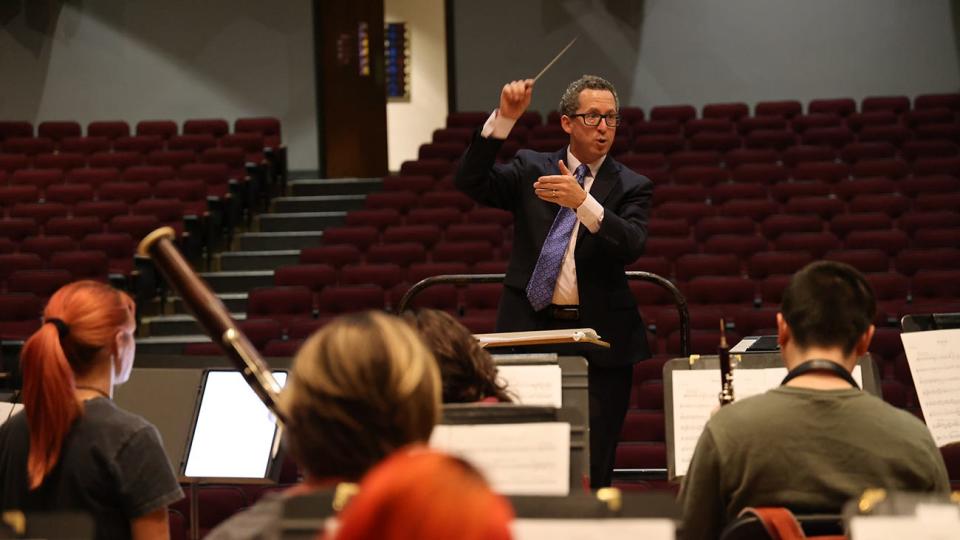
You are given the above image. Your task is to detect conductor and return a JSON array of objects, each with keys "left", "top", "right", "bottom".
[{"left": 455, "top": 75, "right": 653, "bottom": 487}]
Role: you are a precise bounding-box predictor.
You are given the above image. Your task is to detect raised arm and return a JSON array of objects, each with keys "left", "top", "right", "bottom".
[{"left": 455, "top": 80, "right": 535, "bottom": 211}]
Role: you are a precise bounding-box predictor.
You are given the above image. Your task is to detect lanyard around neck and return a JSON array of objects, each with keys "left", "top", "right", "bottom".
[{"left": 780, "top": 359, "right": 860, "bottom": 390}]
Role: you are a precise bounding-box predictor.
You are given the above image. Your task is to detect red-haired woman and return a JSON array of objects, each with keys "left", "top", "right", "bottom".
[
  {"left": 331, "top": 448, "right": 514, "bottom": 540},
  {"left": 0, "top": 280, "right": 183, "bottom": 540}
]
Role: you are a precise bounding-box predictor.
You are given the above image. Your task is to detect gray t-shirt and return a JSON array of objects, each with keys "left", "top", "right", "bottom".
[
  {"left": 679, "top": 386, "right": 950, "bottom": 540},
  {"left": 0, "top": 398, "right": 184, "bottom": 540}
]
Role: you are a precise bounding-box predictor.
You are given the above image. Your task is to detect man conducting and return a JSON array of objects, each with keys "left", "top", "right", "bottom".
[
  {"left": 679, "top": 261, "right": 950, "bottom": 539},
  {"left": 455, "top": 75, "right": 653, "bottom": 488}
]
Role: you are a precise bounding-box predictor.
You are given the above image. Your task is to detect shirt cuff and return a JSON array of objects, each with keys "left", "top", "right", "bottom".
[
  {"left": 480, "top": 109, "right": 517, "bottom": 139},
  {"left": 577, "top": 194, "right": 604, "bottom": 233}
]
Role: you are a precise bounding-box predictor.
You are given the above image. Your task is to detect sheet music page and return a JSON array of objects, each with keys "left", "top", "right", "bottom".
[
  {"left": 672, "top": 366, "right": 864, "bottom": 476},
  {"left": 850, "top": 513, "right": 960, "bottom": 539},
  {"left": 430, "top": 422, "right": 570, "bottom": 496},
  {"left": 496, "top": 365, "right": 562, "bottom": 408},
  {"left": 512, "top": 519, "right": 674, "bottom": 539},
  {"left": 0, "top": 403, "right": 23, "bottom": 425},
  {"left": 901, "top": 329, "right": 960, "bottom": 447}
]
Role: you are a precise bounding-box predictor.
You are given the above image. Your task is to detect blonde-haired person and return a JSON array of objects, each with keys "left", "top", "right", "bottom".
[
  {"left": 0, "top": 281, "right": 183, "bottom": 540},
  {"left": 208, "top": 311, "right": 442, "bottom": 540}
]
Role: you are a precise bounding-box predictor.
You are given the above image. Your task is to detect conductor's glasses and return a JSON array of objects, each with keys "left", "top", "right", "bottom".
[{"left": 570, "top": 112, "right": 622, "bottom": 127}]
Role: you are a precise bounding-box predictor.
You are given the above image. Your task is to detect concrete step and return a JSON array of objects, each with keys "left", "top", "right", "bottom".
[
  {"left": 144, "top": 313, "right": 247, "bottom": 336},
  {"left": 271, "top": 195, "right": 365, "bottom": 213},
  {"left": 169, "top": 292, "right": 248, "bottom": 314},
  {"left": 256, "top": 211, "right": 345, "bottom": 232},
  {"left": 199, "top": 270, "right": 274, "bottom": 293},
  {"left": 236, "top": 231, "right": 323, "bottom": 251},
  {"left": 289, "top": 178, "right": 382, "bottom": 197},
  {"left": 219, "top": 250, "right": 301, "bottom": 271}
]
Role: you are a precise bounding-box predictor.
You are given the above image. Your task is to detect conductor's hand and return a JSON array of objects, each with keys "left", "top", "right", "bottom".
[
  {"left": 499, "top": 79, "right": 534, "bottom": 120},
  {"left": 534, "top": 160, "right": 587, "bottom": 209}
]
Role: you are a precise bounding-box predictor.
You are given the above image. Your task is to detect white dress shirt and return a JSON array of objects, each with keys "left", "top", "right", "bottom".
[{"left": 480, "top": 110, "right": 606, "bottom": 306}]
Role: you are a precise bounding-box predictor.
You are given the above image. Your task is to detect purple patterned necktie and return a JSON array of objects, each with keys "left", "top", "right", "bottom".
[{"left": 525, "top": 163, "right": 588, "bottom": 311}]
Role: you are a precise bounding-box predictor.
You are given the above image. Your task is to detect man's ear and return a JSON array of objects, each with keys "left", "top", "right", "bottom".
[
  {"left": 560, "top": 115, "right": 573, "bottom": 135},
  {"left": 776, "top": 313, "right": 790, "bottom": 349},
  {"left": 854, "top": 324, "right": 875, "bottom": 358}
]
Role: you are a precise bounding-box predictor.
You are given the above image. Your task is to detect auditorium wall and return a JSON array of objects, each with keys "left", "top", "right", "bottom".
[
  {"left": 452, "top": 0, "right": 960, "bottom": 116},
  {"left": 0, "top": 0, "right": 319, "bottom": 171},
  {"left": 385, "top": 0, "right": 449, "bottom": 172}
]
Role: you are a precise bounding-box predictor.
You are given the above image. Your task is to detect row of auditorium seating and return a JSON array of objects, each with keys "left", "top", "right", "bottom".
[
  {"left": 444, "top": 93, "right": 960, "bottom": 130},
  {"left": 0, "top": 118, "right": 281, "bottom": 146}
]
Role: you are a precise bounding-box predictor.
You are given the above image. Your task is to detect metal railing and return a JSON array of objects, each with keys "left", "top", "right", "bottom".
[{"left": 396, "top": 271, "right": 690, "bottom": 356}]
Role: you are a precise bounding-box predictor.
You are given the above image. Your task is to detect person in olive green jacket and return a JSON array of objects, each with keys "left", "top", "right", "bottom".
[{"left": 679, "top": 261, "right": 950, "bottom": 540}]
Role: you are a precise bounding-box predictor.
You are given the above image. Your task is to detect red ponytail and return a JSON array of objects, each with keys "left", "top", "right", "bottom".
[{"left": 20, "top": 280, "right": 135, "bottom": 489}]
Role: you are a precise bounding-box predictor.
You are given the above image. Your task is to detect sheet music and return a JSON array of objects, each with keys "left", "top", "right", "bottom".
[
  {"left": 496, "top": 365, "right": 562, "bottom": 408},
  {"left": 672, "top": 366, "right": 863, "bottom": 477},
  {"left": 430, "top": 422, "right": 570, "bottom": 496},
  {"left": 850, "top": 504, "right": 960, "bottom": 540},
  {"left": 0, "top": 403, "right": 23, "bottom": 425},
  {"left": 512, "top": 519, "right": 674, "bottom": 539},
  {"left": 901, "top": 328, "right": 960, "bottom": 447}
]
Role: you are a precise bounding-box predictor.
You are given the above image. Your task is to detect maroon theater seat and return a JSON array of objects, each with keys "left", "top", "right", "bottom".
[
  {"left": 11, "top": 169, "right": 64, "bottom": 191},
  {"left": 399, "top": 159, "right": 453, "bottom": 179},
  {"left": 703, "top": 102, "right": 749, "bottom": 121},
  {"left": 317, "top": 285, "right": 386, "bottom": 314},
  {"left": 669, "top": 150, "right": 721, "bottom": 168},
  {"left": 108, "top": 214, "right": 161, "bottom": 241},
  {"left": 20, "top": 235, "right": 74, "bottom": 260},
  {"left": 37, "top": 121, "right": 81, "bottom": 142},
  {"left": 744, "top": 129, "right": 795, "bottom": 151},
  {"left": 44, "top": 217, "right": 102, "bottom": 241},
  {"left": 634, "top": 134, "right": 684, "bottom": 154},
  {"left": 847, "top": 111, "right": 898, "bottom": 132},
  {"left": 862, "top": 95, "right": 910, "bottom": 114},
  {"left": 87, "top": 121, "right": 130, "bottom": 140},
  {"left": 898, "top": 211, "right": 960, "bottom": 236},
  {"left": 647, "top": 217, "right": 692, "bottom": 238},
  {"left": 730, "top": 163, "right": 788, "bottom": 184},
  {"left": 0, "top": 185, "right": 40, "bottom": 207},
  {"left": 99, "top": 181, "right": 152, "bottom": 204},
  {"left": 79, "top": 233, "right": 135, "bottom": 275},
  {"left": 406, "top": 207, "right": 461, "bottom": 227},
  {"left": 718, "top": 199, "right": 780, "bottom": 221},
  {"left": 781, "top": 145, "right": 836, "bottom": 167},
  {"left": 344, "top": 209, "right": 403, "bottom": 230},
  {"left": 420, "top": 191, "right": 475, "bottom": 212},
  {"left": 0, "top": 293, "right": 43, "bottom": 339},
  {"left": 747, "top": 251, "right": 814, "bottom": 279},
  {"left": 10, "top": 202, "right": 69, "bottom": 225},
  {"left": 769, "top": 180, "right": 831, "bottom": 203},
  {"left": 235, "top": 117, "right": 282, "bottom": 147},
  {"left": 49, "top": 251, "right": 109, "bottom": 281},
  {"left": 31, "top": 152, "right": 84, "bottom": 172},
  {"left": 791, "top": 161, "right": 850, "bottom": 183},
  {"left": 432, "top": 241, "right": 494, "bottom": 266},
  {"left": 74, "top": 201, "right": 128, "bottom": 223},
  {"left": 0, "top": 218, "right": 39, "bottom": 242},
  {"left": 366, "top": 243, "right": 427, "bottom": 267},
  {"left": 792, "top": 114, "right": 843, "bottom": 133},
  {"left": 774, "top": 232, "right": 841, "bottom": 257},
  {"left": 113, "top": 135, "right": 164, "bottom": 154},
  {"left": 2, "top": 137, "right": 54, "bottom": 156},
  {"left": 0, "top": 253, "right": 43, "bottom": 282},
  {"left": 87, "top": 151, "right": 143, "bottom": 169},
  {"left": 760, "top": 214, "right": 823, "bottom": 240},
  {"left": 320, "top": 226, "right": 379, "bottom": 250},
  {"left": 59, "top": 136, "right": 111, "bottom": 155},
  {"left": 808, "top": 98, "right": 856, "bottom": 117},
  {"left": 339, "top": 263, "right": 405, "bottom": 289},
  {"left": 674, "top": 254, "right": 740, "bottom": 281},
  {"left": 913, "top": 228, "right": 960, "bottom": 249},
  {"left": 912, "top": 270, "right": 960, "bottom": 301},
  {"left": 632, "top": 120, "right": 682, "bottom": 136},
  {"left": 842, "top": 230, "right": 910, "bottom": 256},
  {"left": 754, "top": 100, "right": 802, "bottom": 118},
  {"left": 840, "top": 142, "right": 897, "bottom": 163},
  {"left": 66, "top": 167, "right": 120, "bottom": 188},
  {"left": 299, "top": 245, "right": 362, "bottom": 268},
  {"left": 167, "top": 134, "right": 217, "bottom": 153},
  {"left": 247, "top": 286, "right": 314, "bottom": 328},
  {"left": 694, "top": 216, "right": 755, "bottom": 241},
  {"left": 274, "top": 264, "right": 336, "bottom": 291},
  {"left": 182, "top": 118, "right": 228, "bottom": 138},
  {"left": 0, "top": 153, "right": 30, "bottom": 173},
  {"left": 832, "top": 177, "right": 897, "bottom": 201},
  {"left": 0, "top": 121, "right": 33, "bottom": 140},
  {"left": 824, "top": 249, "right": 889, "bottom": 273},
  {"left": 702, "top": 234, "right": 768, "bottom": 259},
  {"left": 650, "top": 105, "right": 696, "bottom": 124},
  {"left": 382, "top": 225, "right": 442, "bottom": 247},
  {"left": 829, "top": 213, "right": 893, "bottom": 237},
  {"left": 672, "top": 165, "right": 729, "bottom": 186},
  {"left": 848, "top": 194, "right": 911, "bottom": 217},
  {"left": 711, "top": 183, "right": 765, "bottom": 205},
  {"left": 7, "top": 269, "right": 72, "bottom": 298},
  {"left": 859, "top": 125, "right": 912, "bottom": 146},
  {"left": 915, "top": 93, "right": 960, "bottom": 111},
  {"left": 365, "top": 191, "right": 419, "bottom": 213},
  {"left": 899, "top": 175, "right": 960, "bottom": 198},
  {"left": 737, "top": 116, "right": 788, "bottom": 135}
]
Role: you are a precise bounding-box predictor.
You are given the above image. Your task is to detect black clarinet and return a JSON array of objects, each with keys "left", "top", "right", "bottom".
[{"left": 718, "top": 318, "right": 734, "bottom": 406}]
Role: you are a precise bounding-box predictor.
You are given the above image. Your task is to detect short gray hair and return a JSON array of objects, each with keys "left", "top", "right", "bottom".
[{"left": 559, "top": 75, "right": 620, "bottom": 117}]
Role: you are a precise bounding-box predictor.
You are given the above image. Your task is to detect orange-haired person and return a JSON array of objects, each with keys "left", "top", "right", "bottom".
[
  {"left": 331, "top": 448, "right": 514, "bottom": 540},
  {"left": 0, "top": 281, "right": 183, "bottom": 540}
]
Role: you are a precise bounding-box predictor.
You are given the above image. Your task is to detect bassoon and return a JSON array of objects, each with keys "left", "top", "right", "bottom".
[{"left": 137, "top": 227, "right": 287, "bottom": 424}]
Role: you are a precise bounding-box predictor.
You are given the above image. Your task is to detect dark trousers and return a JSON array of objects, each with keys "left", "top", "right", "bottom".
[
  {"left": 529, "top": 308, "right": 635, "bottom": 489},
  {"left": 587, "top": 362, "right": 634, "bottom": 488}
]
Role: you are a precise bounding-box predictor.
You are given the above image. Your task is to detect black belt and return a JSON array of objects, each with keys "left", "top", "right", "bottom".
[{"left": 545, "top": 305, "right": 580, "bottom": 321}]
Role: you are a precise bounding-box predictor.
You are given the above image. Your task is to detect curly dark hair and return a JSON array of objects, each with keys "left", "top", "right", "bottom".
[{"left": 402, "top": 309, "right": 513, "bottom": 403}]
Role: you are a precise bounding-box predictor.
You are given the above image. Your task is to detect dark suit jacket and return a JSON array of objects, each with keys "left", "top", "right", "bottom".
[{"left": 455, "top": 132, "right": 653, "bottom": 367}]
